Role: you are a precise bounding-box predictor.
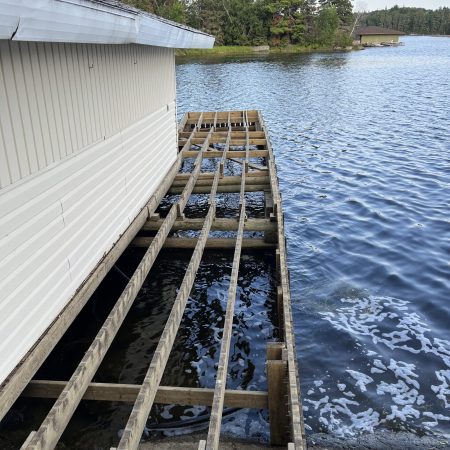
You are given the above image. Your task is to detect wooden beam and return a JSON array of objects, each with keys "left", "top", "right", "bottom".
[
  {"left": 169, "top": 184, "right": 269, "bottom": 195},
  {"left": 182, "top": 150, "right": 268, "bottom": 159},
  {"left": 22, "top": 381, "right": 268, "bottom": 409},
  {"left": 0, "top": 153, "right": 183, "bottom": 424},
  {"left": 131, "top": 237, "right": 276, "bottom": 250},
  {"left": 267, "top": 359, "right": 289, "bottom": 446},
  {"left": 174, "top": 172, "right": 268, "bottom": 182},
  {"left": 116, "top": 127, "right": 223, "bottom": 450},
  {"left": 23, "top": 126, "right": 212, "bottom": 450},
  {"left": 172, "top": 174, "right": 268, "bottom": 188},
  {"left": 206, "top": 152, "right": 247, "bottom": 450},
  {"left": 143, "top": 217, "right": 276, "bottom": 232}
]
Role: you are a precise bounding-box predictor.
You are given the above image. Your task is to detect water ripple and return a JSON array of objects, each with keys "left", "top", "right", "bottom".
[{"left": 177, "top": 36, "right": 450, "bottom": 441}]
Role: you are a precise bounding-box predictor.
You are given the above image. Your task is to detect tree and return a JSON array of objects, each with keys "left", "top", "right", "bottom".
[
  {"left": 319, "top": 0, "right": 353, "bottom": 25},
  {"left": 316, "top": 5, "right": 339, "bottom": 45}
]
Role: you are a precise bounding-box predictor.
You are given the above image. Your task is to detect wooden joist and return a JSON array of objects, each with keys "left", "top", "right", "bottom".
[
  {"left": 130, "top": 237, "right": 276, "bottom": 250},
  {"left": 169, "top": 184, "right": 269, "bottom": 194},
  {"left": 143, "top": 217, "right": 276, "bottom": 232},
  {"left": 22, "top": 381, "right": 268, "bottom": 409},
  {"left": 116, "top": 121, "right": 223, "bottom": 450},
  {"left": 173, "top": 172, "right": 268, "bottom": 184},
  {"left": 205, "top": 118, "right": 249, "bottom": 450},
  {"left": 23, "top": 120, "right": 213, "bottom": 450},
  {"left": 182, "top": 149, "right": 268, "bottom": 159}
]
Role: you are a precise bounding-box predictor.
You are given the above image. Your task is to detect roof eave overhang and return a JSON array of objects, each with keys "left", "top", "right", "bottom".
[{"left": 0, "top": 0, "right": 215, "bottom": 49}]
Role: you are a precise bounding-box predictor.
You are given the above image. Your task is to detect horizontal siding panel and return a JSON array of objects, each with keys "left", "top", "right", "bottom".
[{"left": 0, "top": 103, "right": 177, "bottom": 384}]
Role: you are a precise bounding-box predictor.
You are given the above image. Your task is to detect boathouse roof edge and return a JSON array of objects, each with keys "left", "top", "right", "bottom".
[{"left": 0, "top": 0, "right": 215, "bottom": 48}]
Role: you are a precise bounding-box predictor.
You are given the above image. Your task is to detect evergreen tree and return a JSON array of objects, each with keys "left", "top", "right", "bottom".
[{"left": 319, "top": 0, "right": 353, "bottom": 25}]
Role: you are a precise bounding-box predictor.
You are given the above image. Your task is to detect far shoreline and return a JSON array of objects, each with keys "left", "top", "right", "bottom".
[{"left": 176, "top": 44, "right": 363, "bottom": 58}]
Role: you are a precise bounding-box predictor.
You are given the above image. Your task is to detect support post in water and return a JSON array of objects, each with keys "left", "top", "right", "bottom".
[{"left": 267, "top": 342, "right": 289, "bottom": 446}]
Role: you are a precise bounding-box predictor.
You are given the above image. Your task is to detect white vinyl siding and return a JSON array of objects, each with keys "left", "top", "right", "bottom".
[
  {"left": 0, "top": 41, "right": 177, "bottom": 385},
  {"left": 0, "top": 41, "right": 175, "bottom": 188}
]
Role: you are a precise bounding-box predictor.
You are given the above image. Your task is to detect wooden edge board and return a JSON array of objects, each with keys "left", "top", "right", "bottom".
[
  {"left": 23, "top": 123, "right": 211, "bottom": 450},
  {"left": 22, "top": 381, "right": 268, "bottom": 409},
  {"left": 258, "top": 111, "right": 305, "bottom": 450}
]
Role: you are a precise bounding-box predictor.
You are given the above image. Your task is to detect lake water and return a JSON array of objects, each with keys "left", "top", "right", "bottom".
[
  {"left": 177, "top": 36, "right": 450, "bottom": 443},
  {"left": 1, "top": 37, "right": 449, "bottom": 449}
]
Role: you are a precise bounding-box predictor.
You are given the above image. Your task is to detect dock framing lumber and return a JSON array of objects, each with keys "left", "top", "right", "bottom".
[
  {"left": 22, "top": 381, "right": 268, "bottom": 408},
  {"left": 24, "top": 117, "right": 213, "bottom": 450},
  {"left": 12, "top": 110, "right": 304, "bottom": 450},
  {"left": 116, "top": 119, "right": 224, "bottom": 450},
  {"left": 143, "top": 217, "right": 276, "bottom": 232},
  {"left": 130, "top": 237, "right": 276, "bottom": 249}
]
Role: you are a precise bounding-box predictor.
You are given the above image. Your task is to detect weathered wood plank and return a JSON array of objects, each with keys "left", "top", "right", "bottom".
[
  {"left": 206, "top": 163, "right": 247, "bottom": 450},
  {"left": 169, "top": 184, "right": 269, "bottom": 194},
  {"left": 172, "top": 174, "right": 269, "bottom": 188},
  {"left": 267, "top": 360, "right": 289, "bottom": 446},
  {"left": 23, "top": 126, "right": 212, "bottom": 450},
  {"left": 143, "top": 217, "right": 276, "bottom": 232},
  {"left": 258, "top": 111, "right": 305, "bottom": 449},
  {"left": 182, "top": 150, "right": 268, "bottom": 159},
  {"left": 22, "top": 381, "right": 268, "bottom": 408},
  {"left": 116, "top": 120, "right": 222, "bottom": 450},
  {"left": 131, "top": 237, "right": 276, "bottom": 250}
]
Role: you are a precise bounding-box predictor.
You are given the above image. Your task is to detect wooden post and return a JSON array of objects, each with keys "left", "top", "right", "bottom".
[
  {"left": 267, "top": 343, "right": 289, "bottom": 446},
  {"left": 277, "top": 286, "right": 284, "bottom": 334},
  {"left": 275, "top": 249, "right": 280, "bottom": 281}
]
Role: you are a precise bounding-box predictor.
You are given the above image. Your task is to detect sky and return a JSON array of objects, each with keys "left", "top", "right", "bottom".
[{"left": 361, "top": 0, "right": 450, "bottom": 10}]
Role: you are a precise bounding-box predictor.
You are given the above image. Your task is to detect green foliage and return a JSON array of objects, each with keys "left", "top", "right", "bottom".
[
  {"left": 124, "top": 1, "right": 450, "bottom": 48},
  {"left": 319, "top": 0, "right": 353, "bottom": 25},
  {"left": 360, "top": 6, "right": 450, "bottom": 35}
]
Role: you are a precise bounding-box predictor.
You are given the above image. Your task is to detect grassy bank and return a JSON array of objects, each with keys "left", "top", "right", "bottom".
[{"left": 176, "top": 44, "right": 359, "bottom": 57}]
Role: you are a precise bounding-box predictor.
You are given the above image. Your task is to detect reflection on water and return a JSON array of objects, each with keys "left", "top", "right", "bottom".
[{"left": 176, "top": 36, "right": 450, "bottom": 443}]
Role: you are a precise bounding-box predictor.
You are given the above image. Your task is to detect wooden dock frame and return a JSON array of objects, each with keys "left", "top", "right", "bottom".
[{"left": 7, "top": 111, "right": 305, "bottom": 450}]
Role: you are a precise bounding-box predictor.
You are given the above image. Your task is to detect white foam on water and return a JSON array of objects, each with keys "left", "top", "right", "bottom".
[
  {"left": 346, "top": 370, "right": 374, "bottom": 392},
  {"left": 303, "top": 295, "right": 450, "bottom": 437}
]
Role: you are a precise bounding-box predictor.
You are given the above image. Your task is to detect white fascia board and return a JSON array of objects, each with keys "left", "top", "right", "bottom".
[
  {"left": 137, "top": 15, "right": 214, "bottom": 49},
  {"left": 0, "top": 0, "right": 214, "bottom": 48}
]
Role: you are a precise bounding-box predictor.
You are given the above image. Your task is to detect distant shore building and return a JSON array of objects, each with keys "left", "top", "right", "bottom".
[
  {"left": 0, "top": 0, "right": 213, "bottom": 392},
  {"left": 355, "top": 26, "right": 405, "bottom": 45}
]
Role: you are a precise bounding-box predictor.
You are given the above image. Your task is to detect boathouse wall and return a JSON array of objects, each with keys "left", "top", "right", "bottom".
[
  {"left": 0, "top": 41, "right": 177, "bottom": 385},
  {"left": 360, "top": 34, "right": 400, "bottom": 44}
]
